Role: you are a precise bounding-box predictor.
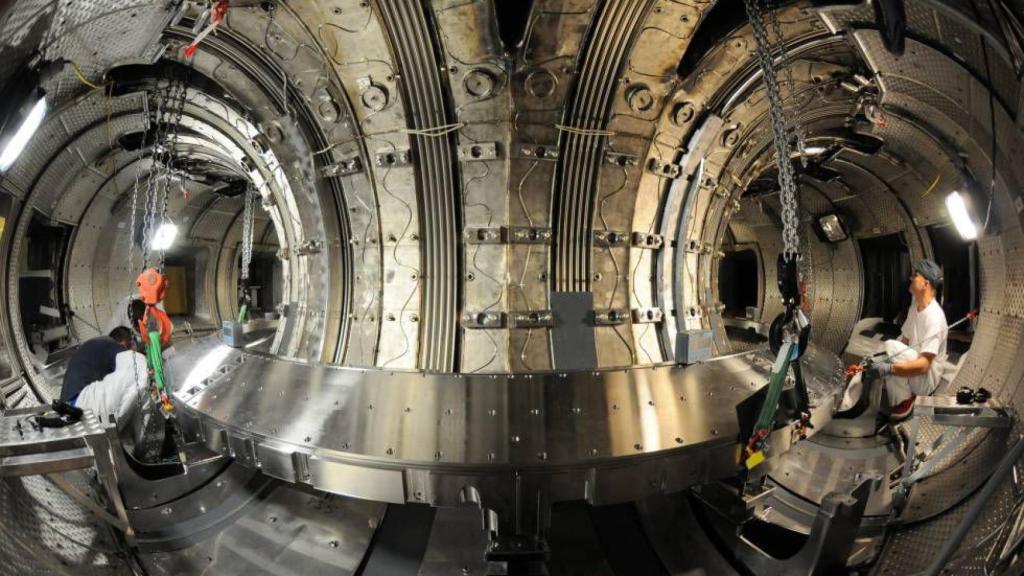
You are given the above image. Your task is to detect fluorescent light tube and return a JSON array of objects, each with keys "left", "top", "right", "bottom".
[
  {"left": 0, "top": 95, "right": 47, "bottom": 172},
  {"left": 945, "top": 191, "right": 978, "bottom": 240}
]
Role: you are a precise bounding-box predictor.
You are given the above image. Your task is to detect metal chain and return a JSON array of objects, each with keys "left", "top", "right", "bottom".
[
  {"left": 157, "top": 78, "right": 189, "bottom": 271},
  {"left": 138, "top": 78, "right": 168, "bottom": 274},
  {"left": 766, "top": 0, "right": 807, "bottom": 162},
  {"left": 744, "top": 0, "right": 801, "bottom": 259},
  {"left": 126, "top": 94, "right": 153, "bottom": 281},
  {"left": 240, "top": 183, "right": 256, "bottom": 281}
]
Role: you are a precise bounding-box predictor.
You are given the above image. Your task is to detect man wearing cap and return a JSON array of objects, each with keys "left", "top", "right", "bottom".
[{"left": 866, "top": 259, "right": 949, "bottom": 419}]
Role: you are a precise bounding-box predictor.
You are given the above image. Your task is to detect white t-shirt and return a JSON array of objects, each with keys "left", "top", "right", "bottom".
[{"left": 900, "top": 298, "right": 949, "bottom": 395}]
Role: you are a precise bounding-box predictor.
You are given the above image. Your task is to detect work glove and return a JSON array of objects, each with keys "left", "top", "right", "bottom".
[{"left": 866, "top": 360, "right": 893, "bottom": 379}]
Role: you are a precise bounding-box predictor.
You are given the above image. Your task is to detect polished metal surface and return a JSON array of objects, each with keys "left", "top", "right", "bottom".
[
  {"left": 1, "top": 406, "right": 106, "bottom": 476},
  {"left": 136, "top": 483, "right": 384, "bottom": 576},
  {"left": 168, "top": 335, "right": 843, "bottom": 509},
  {"left": 0, "top": 406, "right": 134, "bottom": 552},
  {"left": 2, "top": 0, "right": 1024, "bottom": 574}
]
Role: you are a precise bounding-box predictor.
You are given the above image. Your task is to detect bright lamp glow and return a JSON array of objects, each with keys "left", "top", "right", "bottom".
[
  {"left": 0, "top": 95, "right": 47, "bottom": 172},
  {"left": 803, "top": 146, "right": 827, "bottom": 155},
  {"left": 151, "top": 223, "right": 179, "bottom": 250},
  {"left": 945, "top": 191, "right": 978, "bottom": 240}
]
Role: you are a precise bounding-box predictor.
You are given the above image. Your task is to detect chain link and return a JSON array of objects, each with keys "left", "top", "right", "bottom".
[
  {"left": 136, "top": 77, "right": 167, "bottom": 276},
  {"left": 767, "top": 0, "right": 807, "bottom": 162},
  {"left": 240, "top": 183, "right": 256, "bottom": 281},
  {"left": 744, "top": 0, "right": 801, "bottom": 259},
  {"left": 158, "top": 78, "right": 189, "bottom": 271}
]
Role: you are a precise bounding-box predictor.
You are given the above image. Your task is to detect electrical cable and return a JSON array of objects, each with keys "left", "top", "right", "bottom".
[
  {"left": 978, "top": 2, "right": 999, "bottom": 236},
  {"left": 554, "top": 123, "right": 616, "bottom": 137},
  {"left": 68, "top": 61, "right": 102, "bottom": 90}
]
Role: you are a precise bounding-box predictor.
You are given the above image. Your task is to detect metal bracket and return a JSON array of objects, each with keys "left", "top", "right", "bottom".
[
  {"left": 462, "top": 311, "right": 506, "bottom": 329},
  {"left": 631, "top": 307, "right": 664, "bottom": 323},
  {"left": 506, "top": 227, "right": 552, "bottom": 244},
  {"left": 509, "top": 310, "right": 554, "bottom": 328},
  {"left": 647, "top": 158, "right": 682, "bottom": 179},
  {"left": 683, "top": 239, "right": 704, "bottom": 253},
  {"left": 518, "top": 144, "right": 559, "bottom": 161},
  {"left": 319, "top": 156, "right": 363, "bottom": 178},
  {"left": 593, "top": 230, "right": 628, "bottom": 247},
  {"left": 593, "top": 309, "right": 628, "bottom": 326},
  {"left": 631, "top": 231, "right": 664, "bottom": 249},
  {"left": 457, "top": 142, "right": 499, "bottom": 161},
  {"left": 375, "top": 149, "right": 412, "bottom": 167},
  {"left": 294, "top": 240, "right": 322, "bottom": 256},
  {"left": 605, "top": 152, "right": 639, "bottom": 167},
  {"left": 465, "top": 228, "right": 503, "bottom": 244},
  {"left": 465, "top": 227, "right": 553, "bottom": 245},
  {"left": 694, "top": 473, "right": 881, "bottom": 576}
]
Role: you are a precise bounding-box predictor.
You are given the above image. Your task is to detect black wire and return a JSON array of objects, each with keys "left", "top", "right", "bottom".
[{"left": 979, "top": 1, "right": 999, "bottom": 233}]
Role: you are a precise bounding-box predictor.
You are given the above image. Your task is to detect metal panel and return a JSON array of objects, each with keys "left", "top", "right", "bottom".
[
  {"left": 552, "top": 0, "right": 653, "bottom": 291},
  {"left": 550, "top": 291, "right": 598, "bottom": 370},
  {"left": 136, "top": 485, "right": 384, "bottom": 576},
  {"left": 375, "top": 0, "right": 461, "bottom": 372},
  {"left": 169, "top": 336, "right": 844, "bottom": 514}
]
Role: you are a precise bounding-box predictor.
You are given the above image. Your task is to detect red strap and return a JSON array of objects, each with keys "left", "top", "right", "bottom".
[{"left": 184, "top": 1, "right": 229, "bottom": 58}]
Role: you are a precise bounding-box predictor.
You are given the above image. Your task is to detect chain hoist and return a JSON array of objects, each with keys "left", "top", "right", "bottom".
[
  {"left": 125, "top": 73, "right": 187, "bottom": 420},
  {"left": 740, "top": 0, "right": 813, "bottom": 473}
]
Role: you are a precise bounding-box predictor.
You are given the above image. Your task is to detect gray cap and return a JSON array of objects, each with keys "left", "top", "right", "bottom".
[{"left": 914, "top": 259, "right": 943, "bottom": 288}]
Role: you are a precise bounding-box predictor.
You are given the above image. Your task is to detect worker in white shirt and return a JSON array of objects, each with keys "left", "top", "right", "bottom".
[{"left": 865, "top": 259, "right": 949, "bottom": 419}]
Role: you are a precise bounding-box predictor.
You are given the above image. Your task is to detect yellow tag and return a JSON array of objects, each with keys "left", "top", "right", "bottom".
[{"left": 745, "top": 450, "right": 766, "bottom": 470}]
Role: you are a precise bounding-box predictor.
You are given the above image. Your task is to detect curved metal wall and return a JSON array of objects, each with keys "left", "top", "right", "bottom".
[{"left": 4, "top": 1, "right": 1024, "bottom": 574}]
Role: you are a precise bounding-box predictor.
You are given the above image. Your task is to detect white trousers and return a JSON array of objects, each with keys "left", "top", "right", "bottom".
[
  {"left": 75, "top": 351, "right": 149, "bottom": 428},
  {"left": 840, "top": 340, "right": 920, "bottom": 411}
]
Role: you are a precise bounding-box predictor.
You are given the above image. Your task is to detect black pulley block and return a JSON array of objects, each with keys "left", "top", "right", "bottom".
[
  {"left": 777, "top": 254, "right": 801, "bottom": 309},
  {"left": 768, "top": 311, "right": 810, "bottom": 358}
]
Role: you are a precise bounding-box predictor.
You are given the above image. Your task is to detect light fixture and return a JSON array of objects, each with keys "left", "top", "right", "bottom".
[
  {"left": 151, "top": 222, "right": 179, "bottom": 250},
  {"left": 0, "top": 90, "right": 47, "bottom": 172},
  {"left": 815, "top": 213, "right": 848, "bottom": 242},
  {"left": 945, "top": 191, "right": 978, "bottom": 240}
]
